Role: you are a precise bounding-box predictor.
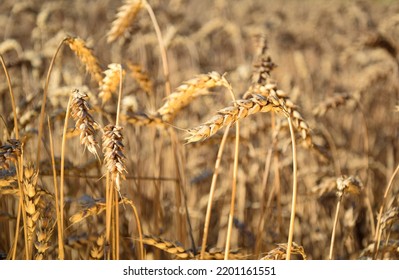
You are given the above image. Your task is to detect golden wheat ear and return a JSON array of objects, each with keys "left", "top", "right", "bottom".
[{"left": 106, "top": 0, "right": 143, "bottom": 43}]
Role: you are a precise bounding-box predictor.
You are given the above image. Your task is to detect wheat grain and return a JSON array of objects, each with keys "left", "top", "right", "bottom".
[{"left": 107, "top": 0, "right": 143, "bottom": 43}]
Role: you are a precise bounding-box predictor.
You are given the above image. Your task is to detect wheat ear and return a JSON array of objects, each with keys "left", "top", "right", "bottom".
[
  {"left": 65, "top": 36, "right": 103, "bottom": 83},
  {"left": 99, "top": 63, "right": 125, "bottom": 104},
  {"left": 70, "top": 89, "right": 99, "bottom": 157},
  {"left": 157, "top": 72, "right": 230, "bottom": 122},
  {"left": 107, "top": 0, "right": 143, "bottom": 43}
]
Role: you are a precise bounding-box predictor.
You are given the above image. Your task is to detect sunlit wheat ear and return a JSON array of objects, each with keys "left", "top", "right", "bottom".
[
  {"left": 99, "top": 63, "right": 125, "bottom": 105},
  {"left": 102, "top": 124, "right": 127, "bottom": 191},
  {"left": 156, "top": 71, "right": 229, "bottom": 122},
  {"left": 0, "top": 139, "right": 22, "bottom": 169},
  {"left": 185, "top": 93, "right": 287, "bottom": 143},
  {"left": 107, "top": 0, "right": 143, "bottom": 43},
  {"left": 65, "top": 37, "right": 103, "bottom": 83},
  {"left": 70, "top": 89, "right": 99, "bottom": 158},
  {"left": 127, "top": 62, "right": 154, "bottom": 95},
  {"left": 22, "top": 163, "right": 40, "bottom": 243}
]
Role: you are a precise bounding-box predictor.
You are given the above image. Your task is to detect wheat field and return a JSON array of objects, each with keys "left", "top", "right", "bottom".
[{"left": 0, "top": 0, "right": 398, "bottom": 260}]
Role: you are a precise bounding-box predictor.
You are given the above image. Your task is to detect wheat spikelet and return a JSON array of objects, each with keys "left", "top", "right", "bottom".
[
  {"left": 185, "top": 93, "right": 287, "bottom": 143},
  {"left": 102, "top": 125, "right": 127, "bottom": 191},
  {"left": 99, "top": 63, "right": 124, "bottom": 104},
  {"left": 107, "top": 0, "right": 143, "bottom": 43},
  {"left": 157, "top": 72, "right": 229, "bottom": 122},
  {"left": 141, "top": 235, "right": 193, "bottom": 259},
  {"left": 22, "top": 163, "right": 40, "bottom": 243},
  {"left": 65, "top": 37, "right": 103, "bottom": 83},
  {"left": 90, "top": 234, "right": 105, "bottom": 260},
  {"left": 260, "top": 242, "right": 307, "bottom": 260},
  {"left": 34, "top": 198, "right": 55, "bottom": 260},
  {"left": 127, "top": 62, "right": 154, "bottom": 95},
  {"left": 70, "top": 89, "right": 99, "bottom": 157}
]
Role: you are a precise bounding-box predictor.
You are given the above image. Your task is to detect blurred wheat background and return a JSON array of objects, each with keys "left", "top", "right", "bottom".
[{"left": 0, "top": 0, "right": 398, "bottom": 260}]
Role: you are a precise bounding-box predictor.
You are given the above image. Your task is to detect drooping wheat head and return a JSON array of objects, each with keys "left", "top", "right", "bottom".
[
  {"left": 107, "top": 0, "right": 143, "bottom": 43},
  {"left": 65, "top": 37, "right": 103, "bottom": 83},
  {"left": 157, "top": 72, "right": 230, "bottom": 123},
  {"left": 185, "top": 93, "right": 288, "bottom": 143},
  {"left": 70, "top": 89, "right": 99, "bottom": 157}
]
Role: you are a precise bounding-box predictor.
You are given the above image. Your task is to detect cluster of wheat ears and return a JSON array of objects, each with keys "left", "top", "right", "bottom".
[{"left": 0, "top": 0, "right": 399, "bottom": 260}]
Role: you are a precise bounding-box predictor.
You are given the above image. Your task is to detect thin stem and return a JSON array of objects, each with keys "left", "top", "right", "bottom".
[
  {"left": 143, "top": 0, "right": 171, "bottom": 96},
  {"left": 47, "top": 118, "right": 64, "bottom": 259},
  {"left": 200, "top": 124, "right": 231, "bottom": 260},
  {"left": 36, "top": 38, "right": 66, "bottom": 167},
  {"left": 373, "top": 163, "right": 399, "bottom": 259},
  {"left": 224, "top": 121, "right": 239, "bottom": 260},
  {"left": 0, "top": 55, "right": 19, "bottom": 139},
  {"left": 329, "top": 196, "right": 342, "bottom": 260},
  {"left": 285, "top": 117, "right": 298, "bottom": 260},
  {"left": 59, "top": 95, "right": 73, "bottom": 252}
]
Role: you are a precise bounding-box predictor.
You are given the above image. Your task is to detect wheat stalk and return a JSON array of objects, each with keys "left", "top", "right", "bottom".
[
  {"left": 70, "top": 89, "right": 99, "bottom": 157},
  {"left": 65, "top": 36, "right": 103, "bottom": 83}
]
